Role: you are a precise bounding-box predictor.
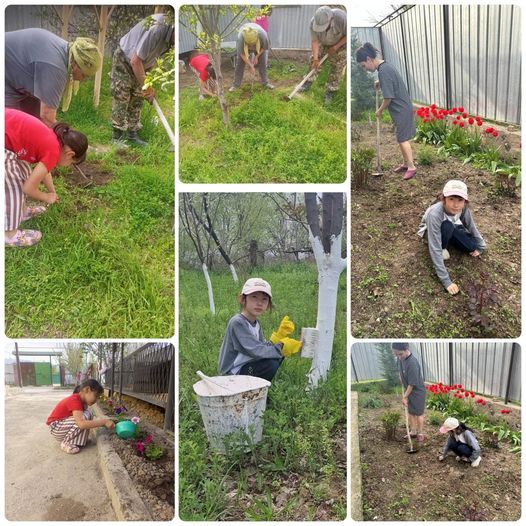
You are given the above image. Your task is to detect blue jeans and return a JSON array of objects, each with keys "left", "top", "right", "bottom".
[
  {"left": 446, "top": 436, "right": 473, "bottom": 458},
  {"left": 239, "top": 358, "right": 282, "bottom": 382},
  {"left": 441, "top": 221, "right": 479, "bottom": 253}
]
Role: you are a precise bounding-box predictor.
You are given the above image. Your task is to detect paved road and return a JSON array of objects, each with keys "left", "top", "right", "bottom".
[{"left": 5, "top": 386, "right": 116, "bottom": 520}]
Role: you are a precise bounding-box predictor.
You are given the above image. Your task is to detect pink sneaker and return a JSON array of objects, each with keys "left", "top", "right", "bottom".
[
  {"left": 403, "top": 168, "right": 417, "bottom": 180},
  {"left": 393, "top": 164, "right": 408, "bottom": 173}
]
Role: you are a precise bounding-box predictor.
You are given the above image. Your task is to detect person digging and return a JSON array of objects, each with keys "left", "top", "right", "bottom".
[
  {"left": 301, "top": 5, "right": 347, "bottom": 105},
  {"left": 392, "top": 342, "right": 427, "bottom": 445}
]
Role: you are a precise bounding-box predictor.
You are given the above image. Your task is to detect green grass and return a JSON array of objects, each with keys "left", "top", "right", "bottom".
[
  {"left": 179, "top": 61, "right": 346, "bottom": 183},
  {"left": 179, "top": 263, "right": 346, "bottom": 520},
  {"left": 5, "top": 61, "right": 174, "bottom": 338}
]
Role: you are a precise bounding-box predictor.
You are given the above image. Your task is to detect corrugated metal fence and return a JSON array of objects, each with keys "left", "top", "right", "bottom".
[
  {"left": 179, "top": 5, "right": 324, "bottom": 54},
  {"left": 352, "top": 4, "right": 521, "bottom": 124},
  {"left": 351, "top": 342, "right": 521, "bottom": 402}
]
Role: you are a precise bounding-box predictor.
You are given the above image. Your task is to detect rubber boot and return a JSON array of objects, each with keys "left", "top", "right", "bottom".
[
  {"left": 127, "top": 130, "right": 148, "bottom": 147},
  {"left": 112, "top": 127, "right": 128, "bottom": 146}
]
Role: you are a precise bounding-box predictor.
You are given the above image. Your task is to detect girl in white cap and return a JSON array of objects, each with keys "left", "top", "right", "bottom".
[
  {"left": 438, "top": 417, "right": 482, "bottom": 467},
  {"left": 217, "top": 278, "right": 302, "bottom": 381},
  {"left": 417, "top": 180, "right": 486, "bottom": 295}
]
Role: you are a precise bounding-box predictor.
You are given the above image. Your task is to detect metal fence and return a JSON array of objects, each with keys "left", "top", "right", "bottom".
[
  {"left": 351, "top": 342, "right": 521, "bottom": 402},
  {"left": 104, "top": 342, "right": 174, "bottom": 431},
  {"left": 179, "top": 5, "right": 325, "bottom": 54},
  {"left": 352, "top": 4, "right": 521, "bottom": 124}
]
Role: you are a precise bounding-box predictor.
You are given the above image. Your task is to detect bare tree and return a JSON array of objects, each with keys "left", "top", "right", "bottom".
[
  {"left": 304, "top": 193, "right": 347, "bottom": 387},
  {"left": 93, "top": 5, "right": 116, "bottom": 107}
]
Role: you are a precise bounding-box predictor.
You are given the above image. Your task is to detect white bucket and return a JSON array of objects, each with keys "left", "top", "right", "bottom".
[
  {"left": 193, "top": 375, "right": 271, "bottom": 453},
  {"left": 301, "top": 327, "right": 319, "bottom": 358}
]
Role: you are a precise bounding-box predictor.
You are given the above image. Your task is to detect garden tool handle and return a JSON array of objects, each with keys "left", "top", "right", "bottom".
[
  {"left": 196, "top": 370, "right": 236, "bottom": 394},
  {"left": 404, "top": 405, "right": 414, "bottom": 451},
  {"left": 286, "top": 54, "right": 328, "bottom": 100},
  {"left": 152, "top": 98, "right": 176, "bottom": 147}
]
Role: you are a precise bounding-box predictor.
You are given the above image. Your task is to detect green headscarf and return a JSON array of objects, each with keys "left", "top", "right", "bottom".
[
  {"left": 62, "top": 37, "right": 102, "bottom": 112},
  {"left": 242, "top": 26, "right": 260, "bottom": 58}
]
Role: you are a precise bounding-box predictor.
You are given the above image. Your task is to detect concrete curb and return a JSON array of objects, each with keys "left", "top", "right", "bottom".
[
  {"left": 351, "top": 392, "right": 363, "bottom": 520},
  {"left": 92, "top": 404, "right": 153, "bottom": 521}
]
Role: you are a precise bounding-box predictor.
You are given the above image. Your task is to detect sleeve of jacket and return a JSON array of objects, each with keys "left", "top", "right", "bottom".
[{"left": 231, "top": 317, "right": 283, "bottom": 360}]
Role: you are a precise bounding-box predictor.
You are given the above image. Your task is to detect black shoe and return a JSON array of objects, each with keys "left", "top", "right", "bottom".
[
  {"left": 112, "top": 127, "right": 127, "bottom": 145},
  {"left": 127, "top": 130, "right": 148, "bottom": 147},
  {"left": 325, "top": 91, "right": 335, "bottom": 105},
  {"left": 299, "top": 80, "right": 312, "bottom": 92}
]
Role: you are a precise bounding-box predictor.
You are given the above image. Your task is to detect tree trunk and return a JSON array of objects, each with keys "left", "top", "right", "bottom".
[
  {"left": 228, "top": 264, "right": 239, "bottom": 282},
  {"left": 59, "top": 6, "right": 74, "bottom": 39},
  {"left": 93, "top": 6, "right": 114, "bottom": 108},
  {"left": 202, "top": 263, "right": 216, "bottom": 315},
  {"left": 211, "top": 49, "right": 229, "bottom": 125},
  {"left": 249, "top": 240, "right": 258, "bottom": 268}
]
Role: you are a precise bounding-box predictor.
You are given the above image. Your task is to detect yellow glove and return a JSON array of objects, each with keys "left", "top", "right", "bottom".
[
  {"left": 281, "top": 337, "right": 302, "bottom": 358},
  {"left": 276, "top": 316, "right": 295, "bottom": 339}
]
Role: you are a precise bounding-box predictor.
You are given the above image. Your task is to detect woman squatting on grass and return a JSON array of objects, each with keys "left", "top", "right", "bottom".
[
  {"left": 355, "top": 42, "right": 417, "bottom": 180},
  {"left": 46, "top": 379, "right": 115, "bottom": 455},
  {"left": 418, "top": 180, "right": 486, "bottom": 295},
  {"left": 218, "top": 278, "right": 302, "bottom": 382},
  {"left": 5, "top": 108, "right": 88, "bottom": 247},
  {"left": 439, "top": 417, "right": 482, "bottom": 468}
]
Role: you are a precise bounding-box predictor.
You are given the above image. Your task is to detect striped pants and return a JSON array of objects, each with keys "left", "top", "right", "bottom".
[
  {"left": 5, "top": 149, "right": 31, "bottom": 231},
  {"left": 49, "top": 410, "right": 93, "bottom": 447},
  {"left": 191, "top": 66, "right": 217, "bottom": 94}
]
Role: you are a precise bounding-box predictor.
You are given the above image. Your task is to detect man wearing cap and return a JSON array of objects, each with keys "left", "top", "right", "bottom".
[
  {"left": 418, "top": 180, "right": 486, "bottom": 295},
  {"left": 111, "top": 11, "right": 174, "bottom": 146},
  {"left": 392, "top": 343, "right": 427, "bottom": 442},
  {"left": 229, "top": 22, "right": 274, "bottom": 92},
  {"left": 5, "top": 28, "right": 102, "bottom": 126},
  {"left": 303, "top": 6, "right": 347, "bottom": 104}
]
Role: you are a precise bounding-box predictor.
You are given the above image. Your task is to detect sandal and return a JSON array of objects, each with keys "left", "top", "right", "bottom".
[
  {"left": 21, "top": 206, "right": 47, "bottom": 222},
  {"left": 403, "top": 168, "right": 417, "bottom": 180},
  {"left": 417, "top": 433, "right": 425, "bottom": 442},
  {"left": 403, "top": 432, "right": 417, "bottom": 439},
  {"left": 5, "top": 229, "right": 42, "bottom": 247},
  {"left": 393, "top": 164, "right": 408, "bottom": 173},
  {"left": 60, "top": 443, "right": 80, "bottom": 454}
]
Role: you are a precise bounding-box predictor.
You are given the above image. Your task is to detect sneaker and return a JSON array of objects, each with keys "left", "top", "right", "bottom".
[
  {"left": 471, "top": 456, "right": 482, "bottom": 468},
  {"left": 455, "top": 455, "right": 462, "bottom": 462},
  {"left": 443, "top": 249, "right": 450, "bottom": 260},
  {"left": 198, "top": 94, "right": 205, "bottom": 101},
  {"left": 264, "top": 83, "right": 275, "bottom": 90},
  {"left": 5, "top": 229, "right": 42, "bottom": 247},
  {"left": 228, "top": 86, "right": 237, "bottom": 92},
  {"left": 21, "top": 206, "right": 47, "bottom": 222}
]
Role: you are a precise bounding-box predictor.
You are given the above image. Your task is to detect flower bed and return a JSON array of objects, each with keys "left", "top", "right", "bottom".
[{"left": 97, "top": 398, "right": 174, "bottom": 520}]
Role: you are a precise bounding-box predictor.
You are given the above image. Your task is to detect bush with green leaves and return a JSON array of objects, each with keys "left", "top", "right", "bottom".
[
  {"left": 351, "top": 146, "right": 375, "bottom": 188},
  {"left": 360, "top": 396, "right": 383, "bottom": 409},
  {"left": 417, "top": 145, "right": 436, "bottom": 166},
  {"left": 381, "top": 411, "right": 401, "bottom": 440}
]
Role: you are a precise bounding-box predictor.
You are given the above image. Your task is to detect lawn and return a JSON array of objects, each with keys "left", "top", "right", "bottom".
[
  {"left": 354, "top": 383, "right": 521, "bottom": 521},
  {"left": 5, "top": 61, "right": 175, "bottom": 338},
  {"left": 351, "top": 118, "right": 521, "bottom": 338},
  {"left": 179, "top": 263, "right": 346, "bottom": 520},
  {"left": 179, "top": 58, "right": 347, "bottom": 183}
]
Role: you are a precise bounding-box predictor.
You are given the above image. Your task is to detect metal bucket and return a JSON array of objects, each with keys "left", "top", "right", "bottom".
[
  {"left": 301, "top": 327, "right": 319, "bottom": 358},
  {"left": 193, "top": 375, "right": 270, "bottom": 453}
]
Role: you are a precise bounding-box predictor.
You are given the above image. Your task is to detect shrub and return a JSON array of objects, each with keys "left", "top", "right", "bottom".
[
  {"left": 360, "top": 396, "right": 382, "bottom": 409},
  {"left": 428, "top": 411, "right": 442, "bottom": 426},
  {"left": 376, "top": 343, "right": 400, "bottom": 389},
  {"left": 416, "top": 145, "right": 435, "bottom": 166},
  {"left": 468, "top": 272, "right": 498, "bottom": 331},
  {"left": 351, "top": 146, "right": 375, "bottom": 189},
  {"left": 381, "top": 411, "right": 401, "bottom": 440}
]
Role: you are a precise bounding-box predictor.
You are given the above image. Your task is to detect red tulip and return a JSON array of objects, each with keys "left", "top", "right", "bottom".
[
  {"left": 452, "top": 107, "right": 458, "bottom": 112},
  {"left": 464, "top": 392, "right": 469, "bottom": 397},
  {"left": 459, "top": 122, "right": 465, "bottom": 128},
  {"left": 485, "top": 127, "right": 494, "bottom": 133},
  {"left": 468, "top": 117, "right": 474, "bottom": 125},
  {"left": 459, "top": 106, "right": 465, "bottom": 112},
  {"left": 462, "top": 112, "right": 468, "bottom": 118},
  {"left": 492, "top": 131, "right": 499, "bottom": 137},
  {"left": 477, "top": 121, "right": 483, "bottom": 126},
  {"left": 460, "top": 388, "right": 465, "bottom": 392}
]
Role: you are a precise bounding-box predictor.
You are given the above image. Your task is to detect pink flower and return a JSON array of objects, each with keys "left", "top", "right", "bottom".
[
  {"left": 135, "top": 441, "right": 145, "bottom": 454},
  {"left": 144, "top": 434, "right": 154, "bottom": 445},
  {"left": 131, "top": 416, "right": 141, "bottom": 425}
]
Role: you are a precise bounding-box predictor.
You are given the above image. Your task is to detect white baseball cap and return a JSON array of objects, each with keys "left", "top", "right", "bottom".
[
  {"left": 439, "top": 417, "right": 459, "bottom": 433},
  {"left": 241, "top": 278, "right": 272, "bottom": 298},
  {"left": 443, "top": 180, "right": 468, "bottom": 200}
]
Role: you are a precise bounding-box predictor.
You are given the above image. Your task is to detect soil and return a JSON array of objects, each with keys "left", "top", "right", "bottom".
[
  {"left": 356, "top": 393, "right": 521, "bottom": 521},
  {"left": 179, "top": 50, "right": 311, "bottom": 92},
  {"left": 63, "top": 161, "right": 114, "bottom": 187},
  {"left": 351, "top": 121, "right": 521, "bottom": 338},
  {"left": 98, "top": 401, "right": 174, "bottom": 521}
]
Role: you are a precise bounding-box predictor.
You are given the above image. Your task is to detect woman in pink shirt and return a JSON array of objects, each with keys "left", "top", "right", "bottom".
[{"left": 5, "top": 108, "right": 88, "bottom": 246}]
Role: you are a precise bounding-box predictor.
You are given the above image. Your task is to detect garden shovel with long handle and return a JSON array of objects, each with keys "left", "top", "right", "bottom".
[
  {"left": 285, "top": 54, "right": 328, "bottom": 101},
  {"left": 404, "top": 405, "right": 417, "bottom": 454},
  {"left": 372, "top": 89, "right": 383, "bottom": 176},
  {"left": 152, "top": 98, "right": 175, "bottom": 148}
]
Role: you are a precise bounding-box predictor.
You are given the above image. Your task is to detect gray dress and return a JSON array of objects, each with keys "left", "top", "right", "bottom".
[
  {"left": 377, "top": 61, "right": 416, "bottom": 143},
  {"left": 399, "top": 353, "right": 427, "bottom": 416}
]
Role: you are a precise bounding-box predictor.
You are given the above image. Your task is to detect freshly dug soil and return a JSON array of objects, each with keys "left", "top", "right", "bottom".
[
  {"left": 65, "top": 162, "right": 113, "bottom": 187},
  {"left": 351, "top": 121, "right": 521, "bottom": 338},
  {"left": 356, "top": 393, "right": 521, "bottom": 521}
]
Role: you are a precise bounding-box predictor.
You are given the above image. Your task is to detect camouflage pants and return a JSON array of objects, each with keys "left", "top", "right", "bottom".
[
  {"left": 110, "top": 47, "right": 144, "bottom": 131},
  {"left": 311, "top": 45, "right": 347, "bottom": 92}
]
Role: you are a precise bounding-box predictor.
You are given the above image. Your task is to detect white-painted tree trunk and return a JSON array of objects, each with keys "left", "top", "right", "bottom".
[
  {"left": 229, "top": 264, "right": 239, "bottom": 283},
  {"left": 202, "top": 263, "right": 216, "bottom": 315},
  {"left": 307, "top": 232, "right": 346, "bottom": 388}
]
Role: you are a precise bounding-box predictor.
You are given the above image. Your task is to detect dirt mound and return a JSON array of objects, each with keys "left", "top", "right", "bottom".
[{"left": 65, "top": 162, "right": 113, "bottom": 187}]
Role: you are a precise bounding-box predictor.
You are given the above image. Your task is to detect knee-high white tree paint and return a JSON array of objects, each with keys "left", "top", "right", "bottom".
[{"left": 305, "top": 193, "right": 346, "bottom": 387}]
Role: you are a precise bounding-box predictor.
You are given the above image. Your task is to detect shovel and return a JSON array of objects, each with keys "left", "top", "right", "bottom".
[
  {"left": 152, "top": 98, "right": 175, "bottom": 149},
  {"left": 404, "top": 405, "right": 418, "bottom": 454},
  {"left": 285, "top": 54, "right": 328, "bottom": 101},
  {"left": 372, "top": 89, "right": 383, "bottom": 176}
]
